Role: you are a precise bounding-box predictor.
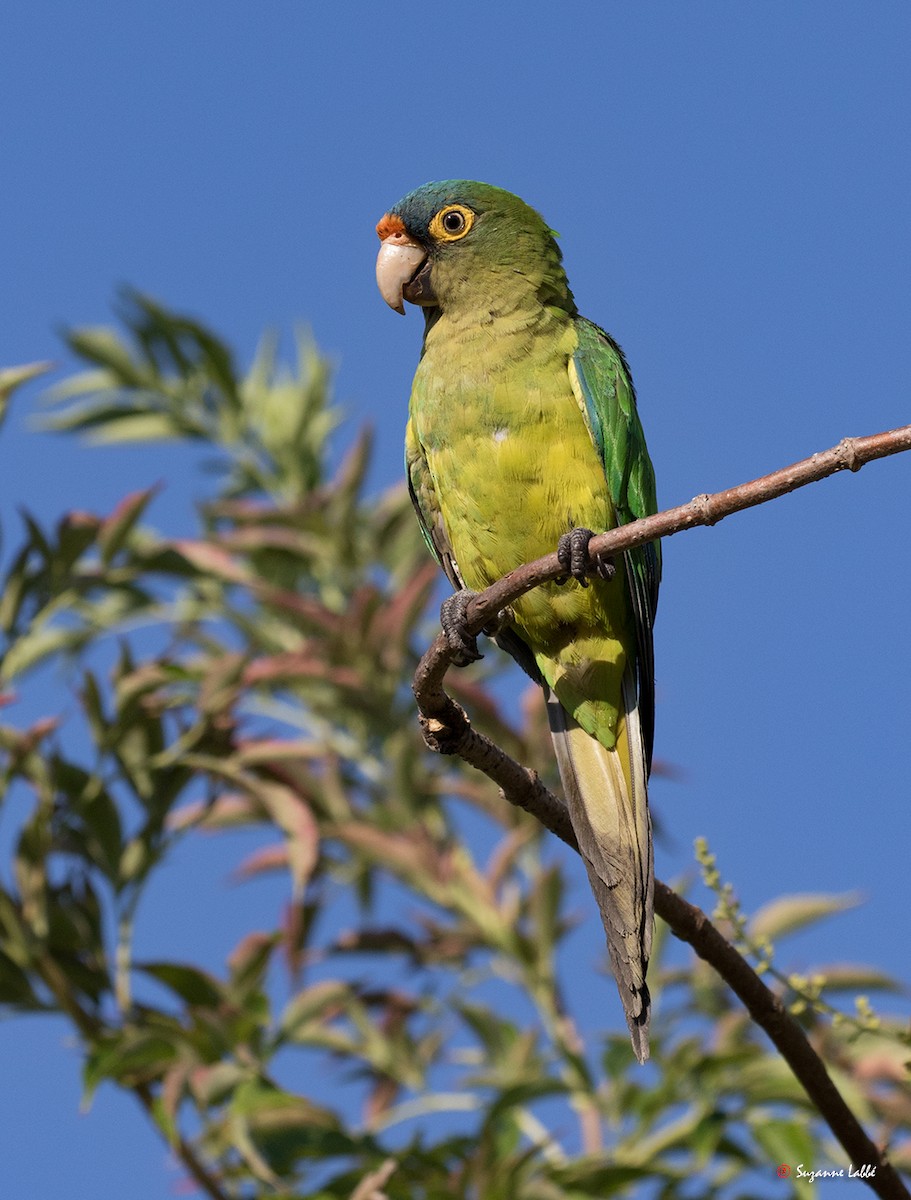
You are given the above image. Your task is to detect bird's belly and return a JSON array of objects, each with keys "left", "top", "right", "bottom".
[
  {"left": 417, "top": 380, "right": 617, "bottom": 637},
  {"left": 413, "top": 356, "right": 635, "bottom": 746}
]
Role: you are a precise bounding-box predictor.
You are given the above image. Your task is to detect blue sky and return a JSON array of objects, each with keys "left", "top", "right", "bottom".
[{"left": 2, "top": 3, "right": 910, "bottom": 1196}]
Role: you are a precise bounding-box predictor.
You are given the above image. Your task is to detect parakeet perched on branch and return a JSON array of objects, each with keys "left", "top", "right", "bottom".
[{"left": 376, "top": 180, "right": 661, "bottom": 1061}]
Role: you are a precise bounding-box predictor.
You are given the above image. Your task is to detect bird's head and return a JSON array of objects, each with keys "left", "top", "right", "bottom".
[{"left": 375, "top": 180, "right": 574, "bottom": 318}]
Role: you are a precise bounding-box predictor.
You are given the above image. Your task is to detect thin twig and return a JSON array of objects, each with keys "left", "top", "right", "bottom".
[
  {"left": 412, "top": 424, "right": 911, "bottom": 1200},
  {"left": 134, "top": 1084, "right": 230, "bottom": 1200}
]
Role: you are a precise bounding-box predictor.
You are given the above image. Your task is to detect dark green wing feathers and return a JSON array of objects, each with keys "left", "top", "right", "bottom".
[
  {"left": 405, "top": 421, "right": 463, "bottom": 590},
  {"left": 571, "top": 318, "right": 661, "bottom": 769}
]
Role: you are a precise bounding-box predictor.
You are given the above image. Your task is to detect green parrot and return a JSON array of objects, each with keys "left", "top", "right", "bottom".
[{"left": 375, "top": 180, "right": 661, "bottom": 1061}]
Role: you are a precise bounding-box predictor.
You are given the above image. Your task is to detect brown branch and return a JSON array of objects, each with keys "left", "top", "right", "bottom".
[
  {"left": 420, "top": 424, "right": 911, "bottom": 645},
  {"left": 412, "top": 425, "right": 911, "bottom": 1200}
]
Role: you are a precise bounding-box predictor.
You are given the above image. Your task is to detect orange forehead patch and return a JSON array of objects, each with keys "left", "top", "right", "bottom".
[{"left": 376, "top": 212, "right": 406, "bottom": 240}]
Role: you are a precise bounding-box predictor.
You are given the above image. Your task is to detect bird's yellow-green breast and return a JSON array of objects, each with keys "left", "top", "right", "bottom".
[{"left": 409, "top": 296, "right": 634, "bottom": 750}]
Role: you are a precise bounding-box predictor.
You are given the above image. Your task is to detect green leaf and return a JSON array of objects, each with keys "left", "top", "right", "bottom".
[
  {"left": 232, "top": 1081, "right": 339, "bottom": 1129},
  {"left": 83, "top": 1032, "right": 179, "bottom": 1104},
  {"left": 750, "top": 1118, "right": 818, "bottom": 1199},
  {"left": 64, "top": 326, "right": 150, "bottom": 384},
  {"left": 189, "top": 1061, "right": 248, "bottom": 1107},
  {"left": 0, "top": 948, "right": 41, "bottom": 1008},
  {"left": 750, "top": 891, "right": 863, "bottom": 940},
  {"left": 136, "top": 961, "right": 225, "bottom": 1007},
  {"left": 51, "top": 759, "right": 123, "bottom": 879},
  {"left": 84, "top": 413, "right": 183, "bottom": 444},
  {"left": 457, "top": 1002, "right": 522, "bottom": 1058},
  {"left": 0, "top": 361, "right": 54, "bottom": 431},
  {"left": 0, "top": 541, "right": 34, "bottom": 634},
  {"left": 98, "top": 486, "right": 159, "bottom": 564},
  {"left": 484, "top": 1077, "right": 572, "bottom": 1129},
  {"left": 125, "top": 291, "right": 239, "bottom": 402},
  {"left": 279, "top": 980, "right": 352, "bottom": 1040},
  {"left": 546, "top": 1159, "right": 657, "bottom": 1195},
  {"left": 228, "top": 1082, "right": 342, "bottom": 1177},
  {"left": 805, "top": 963, "right": 904, "bottom": 994},
  {"left": 2, "top": 624, "right": 85, "bottom": 682},
  {"left": 227, "top": 931, "right": 277, "bottom": 997}
]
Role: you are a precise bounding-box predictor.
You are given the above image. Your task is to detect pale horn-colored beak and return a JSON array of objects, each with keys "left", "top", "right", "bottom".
[{"left": 376, "top": 229, "right": 427, "bottom": 315}]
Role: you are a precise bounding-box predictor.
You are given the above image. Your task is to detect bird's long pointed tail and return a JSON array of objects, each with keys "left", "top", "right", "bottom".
[{"left": 546, "top": 666, "right": 654, "bottom": 1062}]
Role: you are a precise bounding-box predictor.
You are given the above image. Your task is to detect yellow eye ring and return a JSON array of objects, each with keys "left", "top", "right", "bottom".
[{"left": 429, "top": 203, "right": 475, "bottom": 242}]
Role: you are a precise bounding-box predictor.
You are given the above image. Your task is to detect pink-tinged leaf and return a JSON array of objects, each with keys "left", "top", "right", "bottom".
[
  {"left": 249, "top": 585, "right": 347, "bottom": 633},
  {"left": 0, "top": 692, "right": 17, "bottom": 708},
  {"left": 332, "top": 424, "right": 373, "bottom": 495},
  {"left": 8, "top": 716, "right": 62, "bottom": 766},
  {"left": 368, "top": 559, "right": 437, "bottom": 646},
  {"left": 136, "top": 961, "right": 224, "bottom": 1007},
  {"left": 486, "top": 827, "right": 536, "bottom": 892},
  {"left": 278, "top": 979, "right": 352, "bottom": 1037},
  {"left": 98, "top": 485, "right": 161, "bottom": 564},
  {"left": 160, "top": 1060, "right": 192, "bottom": 1132},
  {"left": 171, "top": 539, "right": 252, "bottom": 583},
  {"left": 233, "top": 844, "right": 290, "bottom": 881},
  {"left": 333, "top": 927, "right": 420, "bottom": 957},
  {"left": 198, "top": 652, "right": 245, "bottom": 715},
  {"left": 213, "top": 526, "right": 311, "bottom": 553},
  {"left": 29, "top": 716, "right": 60, "bottom": 739},
  {"left": 365, "top": 1076, "right": 400, "bottom": 1129},
  {"left": 281, "top": 900, "right": 315, "bottom": 980},
  {"left": 346, "top": 583, "right": 382, "bottom": 628},
  {"left": 235, "top": 737, "right": 323, "bottom": 765},
  {"left": 649, "top": 758, "right": 686, "bottom": 782},
  {"left": 204, "top": 497, "right": 272, "bottom": 523},
  {"left": 57, "top": 511, "right": 103, "bottom": 548},
  {"left": 189, "top": 1062, "right": 247, "bottom": 1107},
  {"left": 228, "top": 931, "right": 277, "bottom": 987},
  {"left": 349, "top": 1158, "right": 397, "bottom": 1200},
  {"left": 244, "top": 652, "right": 363, "bottom": 690},
  {"left": 335, "top": 823, "right": 451, "bottom": 885},
  {"left": 168, "top": 794, "right": 259, "bottom": 831},
  {"left": 854, "top": 1050, "right": 910, "bottom": 1083},
  {"left": 256, "top": 784, "right": 319, "bottom": 898},
  {"left": 66, "top": 510, "right": 103, "bottom": 529}
]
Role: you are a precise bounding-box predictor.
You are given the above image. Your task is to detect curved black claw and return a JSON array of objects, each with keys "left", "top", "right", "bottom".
[
  {"left": 556, "top": 527, "right": 616, "bottom": 587},
  {"left": 440, "top": 590, "right": 483, "bottom": 666}
]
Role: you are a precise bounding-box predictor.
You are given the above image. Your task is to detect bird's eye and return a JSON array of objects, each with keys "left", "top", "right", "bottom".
[{"left": 429, "top": 203, "right": 475, "bottom": 242}]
